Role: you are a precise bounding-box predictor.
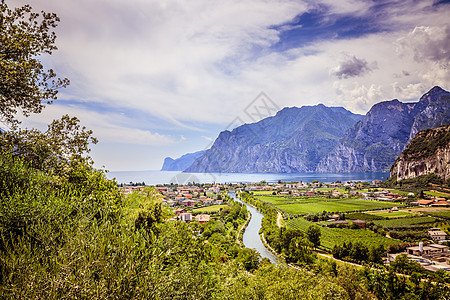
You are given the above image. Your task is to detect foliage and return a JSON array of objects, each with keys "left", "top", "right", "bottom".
[
  {"left": 306, "top": 225, "right": 321, "bottom": 249},
  {"left": 0, "top": 2, "right": 69, "bottom": 126},
  {"left": 0, "top": 115, "right": 98, "bottom": 177}
]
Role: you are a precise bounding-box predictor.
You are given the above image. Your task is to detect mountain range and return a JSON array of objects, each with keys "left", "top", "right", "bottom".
[
  {"left": 185, "top": 104, "right": 363, "bottom": 173},
  {"left": 163, "top": 86, "right": 450, "bottom": 173}
]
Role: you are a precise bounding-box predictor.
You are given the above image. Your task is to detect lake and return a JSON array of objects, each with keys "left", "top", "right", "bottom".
[{"left": 106, "top": 170, "right": 389, "bottom": 185}]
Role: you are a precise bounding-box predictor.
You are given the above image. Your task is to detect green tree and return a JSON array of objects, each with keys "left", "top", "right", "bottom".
[
  {"left": 0, "top": 2, "right": 69, "bottom": 127},
  {"left": 306, "top": 224, "right": 321, "bottom": 249},
  {"left": 0, "top": 114, "right": 98, "bottom": 176}
]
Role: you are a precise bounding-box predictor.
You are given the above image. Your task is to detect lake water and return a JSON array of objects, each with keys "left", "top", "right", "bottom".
[
  {"left": 106, "top": 170, "right": 389, "bottom": 185},
  {"left": 229, "top": 191, "right": 278, "bottom": 264}
]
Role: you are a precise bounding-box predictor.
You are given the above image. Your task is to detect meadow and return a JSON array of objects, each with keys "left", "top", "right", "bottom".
[
  {"left": 286, "top": 218, "right": 400, "bottom": 250},
  {"left": 255, "top": 195, "right": 401, "bottom": 215}
]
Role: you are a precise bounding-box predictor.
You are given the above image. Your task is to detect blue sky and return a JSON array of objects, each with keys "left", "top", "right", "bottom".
[{"left": 9, "top": 0, "right": 450, "bottom": 171}]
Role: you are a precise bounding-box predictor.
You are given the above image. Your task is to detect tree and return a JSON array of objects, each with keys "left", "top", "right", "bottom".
[
  {"left": 0, "top": 2, "right": 69, "bottom": 127},
  {"left": 306, "top": 225, "right": 321, "bottom": 249},
  {"left": 0, "top": 114, "right": 98, "bottom": 175}
]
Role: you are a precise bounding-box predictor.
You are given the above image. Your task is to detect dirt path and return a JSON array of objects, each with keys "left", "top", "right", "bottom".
[{"left": 277, "top": 211, "right": 283, "bottom": 227}]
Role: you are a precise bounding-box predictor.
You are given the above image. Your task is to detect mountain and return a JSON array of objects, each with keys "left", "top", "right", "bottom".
[
  {"left": 185, "top": 104, "right": 363, "bottom": 173},
  {"left": 161, "top": 150, "right": 205, "bottom": 171},
  {"left": 317, "top": 86, "right": 450, "bottom": 172},
  {"left": 390, "top": 124, "right": 450, "bottom": 181}
]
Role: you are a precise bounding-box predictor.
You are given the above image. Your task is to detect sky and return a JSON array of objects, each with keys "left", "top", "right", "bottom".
[{"left": 8, "top": 0, "right": 450, "bottom": 171}]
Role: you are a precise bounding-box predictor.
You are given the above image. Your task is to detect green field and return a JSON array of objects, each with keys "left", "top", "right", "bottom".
[
  {"left": 192, "top": 205, "right": 229, "bottom": 213},
  {"left": 368, "top": 211, "right": 416, "bottom": 218},
  {"left": 253, "top": 190, "right": 276, "bottom": 195},
  {"left": 373, "top": 216, "right": 437, "bottom": 228},
  {"left": 424, "top": 191, "right": 450, "bottom": 198},
  {"left": 286, "top": 218, "right": 400, "bottom": 250},
  {"left": 256, "top": 195, "right": 401, "bottom": 215},
  {"left": 418, "top": 210, "right": 450, "bottom": 220}
]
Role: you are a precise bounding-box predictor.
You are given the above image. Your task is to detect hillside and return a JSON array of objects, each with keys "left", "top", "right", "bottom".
[
  {"left": 390, "top": 124, "right": 450, "bottom": 181},
  {"left": 185, "top": 104, "right": 363, "bottom": 173}
]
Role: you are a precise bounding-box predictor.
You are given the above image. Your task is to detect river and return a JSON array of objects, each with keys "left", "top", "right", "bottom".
[{"left": 229, "top": 191, "right": 278, "bottom": 264}]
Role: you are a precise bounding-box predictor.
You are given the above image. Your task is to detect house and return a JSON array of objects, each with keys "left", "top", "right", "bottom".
[
  {"left": 334, "top": 220, "right": 348, "bottom": 226},
  {"left": 182, "top": 199, "right": 195, "bottom": 207},
  {"left": 179, "top": 213, "right": 192, "bottom": 222},
  {"left": 373, "top": 180, "right": 383, "bottom": 185},
  {"left": 431, "top": 200, "right": 449, "bottom": 207},
  {"left": 306, "top": 191, "right": 315, "bottom": 196},
  {"left": 417, "top": 199, "right": 434, "bottom": 206},
  {"left": 195, "top": 214, "right": 211, "bottom": 224},
  {"left": 173, "top": 208, "right": 187, "bottom": 215},
  {"left": 352, "top": 219, "right": 366, "bottom": 229},
  {"left": 407, "top": 243, "right": 449, "bottom": 256},
  {"left": 329, "top": 214, "right": 340, "bottom": 221},
  {"left": 203, "top": 198, "right": 214, "bottom": 205},
  {"left": 428, "top": 229, "right": 447, "bottom": 241}
]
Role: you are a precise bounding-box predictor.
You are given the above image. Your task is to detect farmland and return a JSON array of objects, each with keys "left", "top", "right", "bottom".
[
  {"left": 255, "top": 195, "right": 401, "bottom": 215},
  {"left": 367, "top": 210, "right": 416, "bottom": 218},
  {"left": 192, "top": 204, "right": 229, "bottom": 213},
  {"left": 372, "top": 216, "right": 437, "bottom": 228},
  {"left": 421, "top": 210, "right": 450, "bottom": 220},
  {"left": 286, "top": 217, "right": 400, "bottom": 250}
]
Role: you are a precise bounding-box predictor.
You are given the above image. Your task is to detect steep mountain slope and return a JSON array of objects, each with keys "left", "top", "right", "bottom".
[
  {"left": 185, "top": 104, "right": 363, "bottom": 173},
  {"left": 161, "top": 150, "right": 205, "bottom": 171},
  {"left": 317, "top": 86, "right": 450, "bottom": 172},
  {"left": 390, "top": 124, "right": 450, "bottom": 181}
]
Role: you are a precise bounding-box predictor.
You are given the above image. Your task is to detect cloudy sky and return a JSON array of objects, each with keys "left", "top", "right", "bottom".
[{"left": 9, "top": 0, "right": 450, "bottom": 171}]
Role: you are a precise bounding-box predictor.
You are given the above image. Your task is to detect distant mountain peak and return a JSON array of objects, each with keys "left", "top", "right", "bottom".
[
  {"left": 318, "top": 86, "right": 450, "bottom": 172},
  {"left": 185, "top": 104, "right": 363, "bottom": 173}
]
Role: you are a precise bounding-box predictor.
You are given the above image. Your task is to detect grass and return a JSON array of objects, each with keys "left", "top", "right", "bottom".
[
  {"left": 367, "top": 211, "right": 416, "bottom": 218},
  {"left": 386, "top": 189, "right": 411, "bottom": 195},
  {"left": 256, "top": 195, "right": 402, "bottom": 215},
  {"left": 372, "top": 216, "right": 437, "bottom": 228},
  {"left": 345, "top": 212, "right": 384, "bottom": 221},
  {"left": 192, "top": 205, "right": 230, "bottom": 213},
  {"left": 424, "top": 191, "right": 450, "bottom": 198},
  {"left": 253, "top": 191, "right": 276, "bottom": 195},
  {"left": 420, "top": 210, "right": 450, "bottom": 220},
  {"left": 286, "top": 217, "right": 400, "bottom": 250}
]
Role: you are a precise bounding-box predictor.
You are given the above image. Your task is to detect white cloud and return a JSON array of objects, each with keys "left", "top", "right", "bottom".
[{"left": 6, "top": 0, "right": 450, "bottom": 170}]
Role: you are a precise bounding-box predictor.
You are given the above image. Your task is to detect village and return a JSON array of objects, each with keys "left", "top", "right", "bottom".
[{"left": 120, "top": 179, "right": 450, "bottom": 272}]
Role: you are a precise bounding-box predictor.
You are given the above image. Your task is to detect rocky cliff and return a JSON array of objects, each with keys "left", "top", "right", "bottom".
[
  {"left": 317, "top": 86, "right": 450, "bottom": 172},
  {"left": 390, "top": 125, "right": 450, "bottom": 181},
  {"left": 185, "top": 104, "right": 363, "bottom": 173}
]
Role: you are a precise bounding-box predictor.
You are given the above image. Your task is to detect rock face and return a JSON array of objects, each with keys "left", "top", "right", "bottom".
[
  {"left": 390, "top": 125, "right": 450, "bottom": 181},
  {"left": 317, "top": 86, "right": 450, "bottom": 172},
  {"left": 161, "top": 150, "right": 205, "bottom": 171},
  {"left": 185, "top": 104, "right": 363, "bottom": 173}
]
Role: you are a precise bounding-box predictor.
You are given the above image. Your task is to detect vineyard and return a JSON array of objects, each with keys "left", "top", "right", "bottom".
[
  {"left": 286, "top": 217, "right": 400, "bottom": 250},
  {"left": 255, "top": 195, "right": 401, "bottom": 215},
  {"left": 372, "top": 216, "right": 437, "bottom": 228}
]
